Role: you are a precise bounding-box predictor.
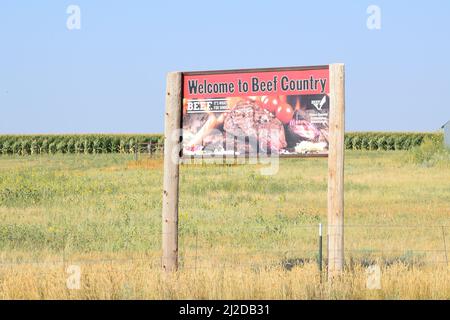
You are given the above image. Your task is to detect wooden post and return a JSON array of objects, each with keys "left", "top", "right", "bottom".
[
  {"left": 327, "top": 63, "right": 345, "bottom": 280},
  {"left": 162, "top": 72, "right": 182, "bottom": 272},
  {"left": 134, "top": 142, "right": 138, "bottom": 161}
]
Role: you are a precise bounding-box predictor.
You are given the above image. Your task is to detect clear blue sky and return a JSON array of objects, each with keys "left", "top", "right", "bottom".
[{"left": 0, "top": 0, "right": 449, "bottom": 134}]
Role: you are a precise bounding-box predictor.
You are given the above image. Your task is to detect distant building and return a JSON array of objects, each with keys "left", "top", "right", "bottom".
[{"left": 442, "top": 121, "right": 450, "bottom": 148}]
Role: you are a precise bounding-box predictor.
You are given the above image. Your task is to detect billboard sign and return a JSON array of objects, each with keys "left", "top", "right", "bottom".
[{"left": 182, "top": 66, "right": 330, "bottom": 158}]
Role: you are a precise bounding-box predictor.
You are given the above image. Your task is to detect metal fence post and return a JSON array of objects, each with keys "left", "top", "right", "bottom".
[
  {"left": 441, "top": 226, "right": 448, "bottom": 266},
  {"left": 318, "top": 223, "right": 323, "bottom": 282}
]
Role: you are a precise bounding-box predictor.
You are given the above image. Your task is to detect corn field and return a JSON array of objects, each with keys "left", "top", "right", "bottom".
[
  {"left": 0, "top": 134, "right": 163, "bottom": 155},
  {"left": 0, "top": 132, "right": 443, "bottom": 155},
  {"left": 344, "top": 132, "right": 442, "bottom": 151}
]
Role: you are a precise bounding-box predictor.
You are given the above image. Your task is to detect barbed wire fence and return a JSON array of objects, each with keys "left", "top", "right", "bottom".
[{"left": 1, "top": 224, "right": 448, "bottom": 275}]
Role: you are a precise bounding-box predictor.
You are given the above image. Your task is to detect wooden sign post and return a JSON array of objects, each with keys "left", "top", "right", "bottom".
[
  {"left": 162, "top": 72, "right": 182, "bottom": 272},
  {"left": 162, "top": 65, "right": 345, "bottom": 279},
  {"left": 327, "top": 64, "right": 345, "bottom": 279}
]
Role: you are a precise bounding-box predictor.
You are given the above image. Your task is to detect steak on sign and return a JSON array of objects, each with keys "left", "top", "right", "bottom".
[{"left": 223, "top": 101, "right": 287, "bottom": 153}]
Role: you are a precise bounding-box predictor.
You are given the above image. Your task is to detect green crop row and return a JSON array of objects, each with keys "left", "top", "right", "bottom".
[
  {"left": 0, "top": 134, "right": 163, "bottom": 155},
  {"left": 344, "top": 132, "right": 443, "bottom": 151},
  {"left": 0, "top": 132, "right": 443, "bottom": 155}
]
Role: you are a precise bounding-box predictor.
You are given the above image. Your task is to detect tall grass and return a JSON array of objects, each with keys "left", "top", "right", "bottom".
[
  {"left": 0, "top": 262, "right": 448, "bottom": 299},
  {"left": 0, "top": 151, "right": 449, "bottom": 299},
  {"left": 407, "top": 136, "right": 450, "bottom": 167}
]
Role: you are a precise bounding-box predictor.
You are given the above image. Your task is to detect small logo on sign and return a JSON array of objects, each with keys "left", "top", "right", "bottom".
[{"left": 311, "top": 96, "right": 327, "bottom": 111}]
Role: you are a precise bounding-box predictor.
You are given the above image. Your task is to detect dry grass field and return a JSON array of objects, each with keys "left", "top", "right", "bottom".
[{"left": 0, "top": 149, "right": 449, "bottom": 299}]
